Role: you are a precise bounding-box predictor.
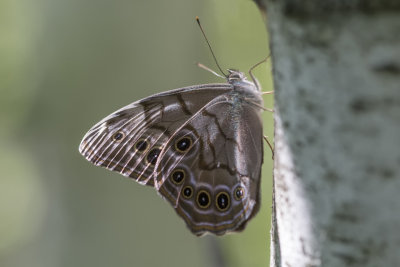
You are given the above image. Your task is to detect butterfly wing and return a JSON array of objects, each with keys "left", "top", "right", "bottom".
[
  {"left": 79, "top": 84, "right": 232, "bottom": 186},
  {"left": 154, "top": 94, "right": 264, "bottom": 236}
]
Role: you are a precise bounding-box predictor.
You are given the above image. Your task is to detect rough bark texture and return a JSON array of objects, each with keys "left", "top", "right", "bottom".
[{"left": 262, "top": 0, "right": 400, "bottom": 266}]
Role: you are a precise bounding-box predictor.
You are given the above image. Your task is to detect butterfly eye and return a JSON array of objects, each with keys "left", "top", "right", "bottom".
[
  {"left": 112, "top": 131, "right": 125, "bottom": 142},
  {"left": 134, "top": 139, "right": 149, "bottom": 152},
  {"left": 175, "top": 136, "right": 192, "bottom": 153},
  {"left": 234, "top": 186, "right": 245, "bottom": 200},
  {"left": 146, "top": 148, "right": 161, "bottom": 165},
  {"left": 216, "top": 192, "right": 230, "bottom": 211},
  {"left": 171, "top": 169, "right": 185, "bottom": 185},
  {"left": 196, "top": 190, "right": 211, "bottom": 209},
  {"left": 182, "top": 186, "right": 193, "bottom": 199}
]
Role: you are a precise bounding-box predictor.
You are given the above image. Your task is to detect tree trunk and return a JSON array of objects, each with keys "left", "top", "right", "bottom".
[{"left": 261, "top": 1, "right": 400, "bottom": 266}]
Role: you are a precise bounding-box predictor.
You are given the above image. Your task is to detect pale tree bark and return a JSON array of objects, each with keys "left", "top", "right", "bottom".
[{"left": 257, "top": 0, "right": 400, "bottom": 266}]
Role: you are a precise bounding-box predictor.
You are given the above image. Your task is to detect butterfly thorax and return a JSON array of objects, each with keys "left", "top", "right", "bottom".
[{"left": 227, "top": 69, "right": 263, "bottom": 108}]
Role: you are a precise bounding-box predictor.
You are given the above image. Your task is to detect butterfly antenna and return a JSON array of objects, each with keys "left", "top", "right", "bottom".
[
  {"left": 196, "top": 16, "right": 227, "bottom": 77},
  {"left": 249, "top": 54, "right": 270, "bottom": 91}
]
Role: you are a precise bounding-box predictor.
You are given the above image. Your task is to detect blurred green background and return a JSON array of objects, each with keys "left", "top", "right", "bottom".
[{"left": 0, "top": 0, "right": 273, "bottom": 266}]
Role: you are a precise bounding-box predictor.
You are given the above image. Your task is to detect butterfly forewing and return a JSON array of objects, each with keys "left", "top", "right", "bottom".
[{"left": 79, "top": 84, "right": 232, "bottom": 186}]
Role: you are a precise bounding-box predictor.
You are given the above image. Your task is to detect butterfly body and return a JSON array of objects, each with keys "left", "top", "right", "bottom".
[{"left": 79, "top": 70, "right": 264, "bottom": 236}]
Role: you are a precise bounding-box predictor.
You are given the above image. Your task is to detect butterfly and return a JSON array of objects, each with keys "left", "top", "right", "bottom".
[{"left": 79, "top": 18, "right": 271, "bottom": 236}]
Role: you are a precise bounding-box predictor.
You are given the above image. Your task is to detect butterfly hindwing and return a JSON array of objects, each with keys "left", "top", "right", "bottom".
[{"left": 154, "top": 93, "right": 264, "bottom": 235}]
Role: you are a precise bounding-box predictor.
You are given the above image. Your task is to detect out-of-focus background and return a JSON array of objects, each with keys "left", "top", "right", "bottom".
[{"left": 0, "top": 0, "right": 273, "bottom": 266}]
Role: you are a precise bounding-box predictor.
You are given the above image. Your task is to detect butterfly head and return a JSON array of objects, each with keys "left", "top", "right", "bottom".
[{"left": 227, "top": 69, "right": 247, "bottom": 83}]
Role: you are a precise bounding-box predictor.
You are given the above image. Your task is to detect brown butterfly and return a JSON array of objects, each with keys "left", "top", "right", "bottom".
[{"left": 79, "top": 18, "right": 271, "bottom": 236}]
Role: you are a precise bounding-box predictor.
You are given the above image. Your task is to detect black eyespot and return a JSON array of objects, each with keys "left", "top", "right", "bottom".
[
  {"left": 175, "top": 136, "right": 192, "bottom": 152},
  {"left": 146, "top": 148, "right": 161, "bottom": 165},
  {"left": 182, "top": 186, "right": 193, "bottom": 199},
  {"left": 216, "top": 192, "right": 230, "bottom": 211},
  {"left": 171, "top": 169, "right": 185, "bottom": 185},
  {"left": 197, "top": 190, "right": 211, "bottom": 209},
  {"left": 112, "top": 131, "right": 125, "bottom": 142},
  {"left": 234, "top": 186, "right": 245, "bottom": 200},
  {"left": 135, "top": 139, "right": 148, "bottom": 152}
]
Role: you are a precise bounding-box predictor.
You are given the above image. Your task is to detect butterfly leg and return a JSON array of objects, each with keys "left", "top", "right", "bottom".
[
  {"left": 244, "top": 98, "right": 274, "bottom": 112},
  {"left": 263, "top": 135, "right": 274, "bottom": 160},
  {"left": 262, "top": 91, "right": 274, "bottom": 95}
]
